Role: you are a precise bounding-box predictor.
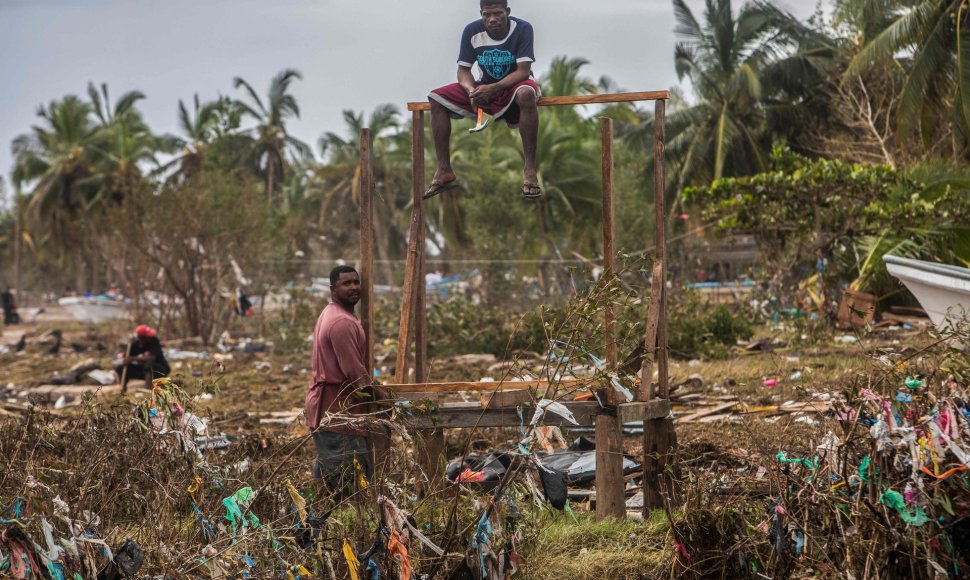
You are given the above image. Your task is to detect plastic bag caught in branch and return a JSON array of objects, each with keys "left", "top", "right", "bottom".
[{"left": 530, "top": 399, "right": 579, "bottom": 427}]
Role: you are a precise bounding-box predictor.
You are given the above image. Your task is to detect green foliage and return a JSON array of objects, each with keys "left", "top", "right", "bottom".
[
  {"left": 685, "top": 145, "right": 970, "bottom": 297},
  {"left": 668, "top": 289, "right": 753, "bottom": 359},
  {"left": 426, "top": 296, "right": 547, "bottom": 357},
  {"left": 101, "top": 169, "right": 282, "bottom": 342}
]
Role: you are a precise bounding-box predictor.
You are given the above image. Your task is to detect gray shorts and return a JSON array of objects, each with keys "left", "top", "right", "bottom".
[{"left": 312, "top": 431, "right": 372, "bottom": 490}]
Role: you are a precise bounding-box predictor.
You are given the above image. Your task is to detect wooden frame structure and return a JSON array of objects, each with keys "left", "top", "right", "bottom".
[{"left": 357, "top": 91, "right": 676, "bottom": 518}]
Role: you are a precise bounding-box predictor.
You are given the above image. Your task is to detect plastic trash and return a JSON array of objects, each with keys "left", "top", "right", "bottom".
[
  {"left": 530, "top": 399, "right": 579, "bottom": 426},
  {"left": 763, "top": 379, "right": 778, "bottom": 387},
  {"left": 905, "top": 377, "right": 923, "bottom": 389},
  {"left": 879, "top": 490, "right": 929, "bottom": 526},
  {"left": 789, "top": 371, "right": 802, "bottom": 381}
]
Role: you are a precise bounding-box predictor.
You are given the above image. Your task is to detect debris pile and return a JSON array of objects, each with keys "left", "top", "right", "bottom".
[{"left": 669, "top": 349, "right": 970, "bottom": 578}]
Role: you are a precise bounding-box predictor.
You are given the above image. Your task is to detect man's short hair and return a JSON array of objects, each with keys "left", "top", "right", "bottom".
[
  {"left": 481, "top": 0, "right": 509, "bottom": 9},
  {"left": 330, "top": 265, "right": 358, "bottom": 287}
]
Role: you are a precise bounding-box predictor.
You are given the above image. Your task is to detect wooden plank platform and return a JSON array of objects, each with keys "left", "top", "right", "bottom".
[
  {"left": 398, "top": 399, "right": 670, "bottom": 429},
  {"left": 385, "top": 378, "right": 589, "bottom": 393},
  {"left": 407, "top": 90, "right": 672, "bottom": 111},
  {"left": 399, "top": 401, "right": 598, "bottom": 429}
]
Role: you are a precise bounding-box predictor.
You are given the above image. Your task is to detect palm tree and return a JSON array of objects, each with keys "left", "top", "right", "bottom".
[
  {"left": 160, "top": 94, "right": 221, "bottom": 180},
  {"left": 233, "top": 69, "right": 313, "bottom": 200},
  {"left": 846, "top": 0, "right": 970, "bottom": 154},
  {"left": 315, "top": 105, "right": 407, "bottom": 282},
  {"left": 85, "top": 83, "right": 160, "bottom": 205},
  {"left": 11, "top": 95, "right": 102, "bottom": 286},
  {"left": 667, "top": 0, "right": 805, "bottom": 185},
  {"left": 12, "top": 96, "right": 99, "bottom": 236}
]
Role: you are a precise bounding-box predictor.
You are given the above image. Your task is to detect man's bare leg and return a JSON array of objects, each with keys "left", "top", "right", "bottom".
[
  {"left": 429, "top": 100, "right": 457, "bottom": 186},
  {"left": 516, "top": 89, "right": 539, "bottom": 188}
]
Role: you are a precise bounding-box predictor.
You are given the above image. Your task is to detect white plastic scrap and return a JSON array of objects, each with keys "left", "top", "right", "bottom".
[
  {"left": 609, "top": 374, "right": 634, "bottom": 403},
  {"left": 870, "top": 419, "right": 892, "bottom": 452},
  {"left": 530, "top": 399, "right": 579, "bottom": 427},
  {"left": 41, "top": 518, "right": 64, "bottom": 561},
  {"left": 86, "top": 369, "right": 117, "bottom": 385}
]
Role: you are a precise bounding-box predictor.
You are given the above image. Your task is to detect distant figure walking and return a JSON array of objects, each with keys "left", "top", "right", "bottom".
[
  {"left": 115, "top": 324, "right": 170, "bottom": 388},
  {"left": 306, "top": 266, "right": 384, "bottom": 492},
  {"left": 425, "top": 0, "right": 541, "bottom": 200},
  {"left": 2, "top": 288, "right": 20, "bottom": 325}
]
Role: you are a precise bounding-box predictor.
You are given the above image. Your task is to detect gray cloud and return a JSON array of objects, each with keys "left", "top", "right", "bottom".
[{"left": 0, "top": 0, "right": 822, "bottom": 183}]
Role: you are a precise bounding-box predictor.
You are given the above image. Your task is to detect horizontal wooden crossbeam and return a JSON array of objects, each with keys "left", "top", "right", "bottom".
[
  {"left": 385, "top": 378, "right": 589, "bottom": 393},
  {"left": 406, "top": 90, "right": 671, "bottom": 112},
  {"left": 397, "top": 399, "right": 670, "bottom": 429}
]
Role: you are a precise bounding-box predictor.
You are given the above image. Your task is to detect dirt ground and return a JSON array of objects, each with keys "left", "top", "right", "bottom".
[{"left": 0, "top": 307, "right": 962, "bottom": 579}]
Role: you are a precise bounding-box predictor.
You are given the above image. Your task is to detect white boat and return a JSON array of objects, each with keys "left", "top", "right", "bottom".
[
  {"left": 57, "top": 296, "right": 131, "bottom": 324},
  {"left": 883, "top": 255, "right": 970, "bottom": 333}
]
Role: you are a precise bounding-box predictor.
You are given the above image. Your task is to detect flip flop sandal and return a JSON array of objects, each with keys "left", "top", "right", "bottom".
[
  {"left": 521, "top": 182, "right": 542, "bottom": 199},
  {"left": 422, "top": 180, "right": 459, "bottom": 200}
]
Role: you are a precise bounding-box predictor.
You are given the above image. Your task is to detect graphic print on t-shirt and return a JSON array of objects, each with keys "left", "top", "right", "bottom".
[{"left": 479, "top": 49, "right": 515, "bottom": 80}]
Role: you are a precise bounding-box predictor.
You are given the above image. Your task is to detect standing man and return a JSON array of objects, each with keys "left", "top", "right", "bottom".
[
  {"left": 115, "top": 324, "right": 170, "bottom": 387},
  {"left": 306, "top": 265, "right": 379, "bottom": 491},
  {"left": 425, "top": 0, "right": 541, "bottom": 200}
]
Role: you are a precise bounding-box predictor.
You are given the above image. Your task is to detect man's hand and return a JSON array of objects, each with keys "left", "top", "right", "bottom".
[{"left": 469, "top": 84, "right": 497, "bottom": 109}]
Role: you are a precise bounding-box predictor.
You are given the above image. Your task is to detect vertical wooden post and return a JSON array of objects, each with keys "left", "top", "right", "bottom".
[
  {"left": 595, "top": 117, "right": 624, "bottom": 520},
  {"left": 395, "top": 111, "right": 426, "bottom": 385},
  {"left": 653, "top": 99, "right": 669, "bottom": 398},
  {"left": 601, "top": 117, "right": 617, "bottom": 371},
  {"left": 359, "top": 128, "right": 375, "bottom": 373},
  {"left": 409, "top": 110, "right": 445, "bottom": 494},
  {"left": 414, "top": 117, "right": 428, "bottom": 383},
  {"left": 642, "top": 99, "right": 677, "bottom": 514},
  {"left": 595, "top": 409, "right": 625, "bottom": 519}
]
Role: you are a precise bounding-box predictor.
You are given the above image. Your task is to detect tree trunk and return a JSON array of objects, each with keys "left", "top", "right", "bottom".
[{"left": 266, "top": 156, "right": 276, "bottom": 201}]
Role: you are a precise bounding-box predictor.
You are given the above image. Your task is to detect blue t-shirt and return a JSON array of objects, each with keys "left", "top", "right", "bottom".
[{"left": 457, "top": 16, "right": 535, "bottom": 84}]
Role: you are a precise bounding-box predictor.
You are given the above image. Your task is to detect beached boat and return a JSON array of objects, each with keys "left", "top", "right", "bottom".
[
  {"left": 883, "top": 255, "right": 970, "bottom": 332},
  {"left": 58, "top": 296, "right": 131, "bottom": 324}
]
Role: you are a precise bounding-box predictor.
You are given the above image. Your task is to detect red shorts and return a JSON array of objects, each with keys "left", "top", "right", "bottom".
[{"left": 429, "top": 79, "right": 541, "bottom": 127}]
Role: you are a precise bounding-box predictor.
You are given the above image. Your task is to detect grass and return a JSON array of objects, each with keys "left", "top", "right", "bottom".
[{"left": 519, "top": 510, "right": 669, "bottom": 579}]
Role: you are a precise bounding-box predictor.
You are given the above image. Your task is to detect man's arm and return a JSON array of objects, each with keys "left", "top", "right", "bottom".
[
  {"left": 469, "top": 62, "right": 533, "bottom": 108},
  {"left": 457, "top": 66, "right": 476, "bottom": 95}
]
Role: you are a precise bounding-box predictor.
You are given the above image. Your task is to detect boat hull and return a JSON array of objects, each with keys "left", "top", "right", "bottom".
[{"left": 883, "top": 255, "right": 970, "bottom": 333}]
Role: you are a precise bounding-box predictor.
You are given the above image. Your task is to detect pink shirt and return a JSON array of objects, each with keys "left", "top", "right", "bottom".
[{"left": 305, "top": 303, "right": 371, "bottom": 435}]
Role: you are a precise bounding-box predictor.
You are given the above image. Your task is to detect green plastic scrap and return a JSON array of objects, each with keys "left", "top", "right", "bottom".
[
  {"left": 905, "top": 377, "right": 923, "bottom": 389},
  {"left": 859, "top": 457, "right": 872, "bottom": 482},
  {"left": 223, "top": 486, "right": 261, "bottom": 537},
  {"left": 879, "top": 490, "right": 930, "bottom": 526},
  {"left": 776, "top": 452, "right": 819, "bottom": 471}
]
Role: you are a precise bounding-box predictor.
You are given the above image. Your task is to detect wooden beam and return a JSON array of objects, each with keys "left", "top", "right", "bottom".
[
  {"left": 385, "top": 378, "right": 590, "bottom": 393},
  {"left": 413, "top": 110, "right": 428, "bottom": 383},
  {"left": 395, "top": 112, "right": 426, "bottom": 384},
  {"left": 481, "top": 389, "right": 535, "bottom": 409},
  {"left": 601, "top": 117, "right": 617, "bottom": 376},
  {"left": 638, "top": 259, "right": 663, "bottom": 401},
  {"left": 617, "top": 400, "right": 671, "bottom": 423},
  {"left": 595, "top": 414, "right": 625, "bottom": 519},
  {"left": 407, "top": 90, "right": 671, "bottom": 111},
  {"left": 399, "top": 401, "right": 603, "bottom": 429},
  {"left": 358, "top": 128, "right": 375, "bottom": 372},
  {"left": 642, "top": 99, "right": 677, "bottom": 514},
  {"left": 654, "top": 99, "right": 669, "bottom": 398}
]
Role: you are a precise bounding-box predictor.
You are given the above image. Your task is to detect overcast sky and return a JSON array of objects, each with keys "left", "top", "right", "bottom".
[{"left": 0, "top": 0, "right": 824, "bottom": 187}]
